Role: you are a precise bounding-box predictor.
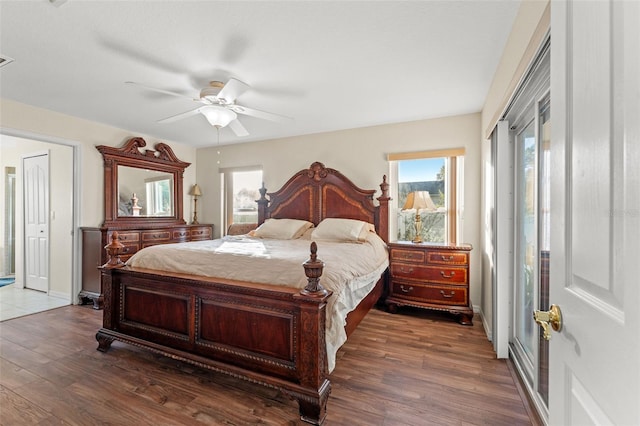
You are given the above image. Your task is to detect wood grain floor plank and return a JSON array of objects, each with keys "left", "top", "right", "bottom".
[
  {"left": 0, "top": 305, "right": 536, "bottom": 425},
  {"left": 0, "top": 358, "right": 41, "bottom": 390},
  {"left": 0, "top": 384, "right": 52, "bottom": 425}
]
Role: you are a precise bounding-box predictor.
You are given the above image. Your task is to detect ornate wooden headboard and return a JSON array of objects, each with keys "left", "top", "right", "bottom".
[{"left": 257, "top": 162, "right": 390, "bottom": 242}]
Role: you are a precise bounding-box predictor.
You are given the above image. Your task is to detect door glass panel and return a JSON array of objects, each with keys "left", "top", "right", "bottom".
[{"left": 515, "top": 119, "right": 537, "bottom": 365}]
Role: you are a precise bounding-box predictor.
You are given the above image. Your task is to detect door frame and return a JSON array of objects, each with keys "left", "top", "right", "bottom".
[
  {"left": 492, "top": 34, "right": 551, "bottom": 424},
  {"left": 1, "top": 128, "right": 81, "bottom": 303},
  {"left": 3, "top": 167, "right": 16, "bottom": 276}
]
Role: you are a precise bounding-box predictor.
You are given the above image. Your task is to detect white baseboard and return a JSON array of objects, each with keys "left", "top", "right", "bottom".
[
  {"left": 49, "top": 290, "right": 71, "bottom": 301},
  {"left": 477, "top": 307, "right": 493, "bottom": 342}
]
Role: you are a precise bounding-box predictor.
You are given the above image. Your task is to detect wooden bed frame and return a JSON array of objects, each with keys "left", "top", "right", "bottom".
[{"left": 96, "top": 161, "right": 390, "bottom": 424}]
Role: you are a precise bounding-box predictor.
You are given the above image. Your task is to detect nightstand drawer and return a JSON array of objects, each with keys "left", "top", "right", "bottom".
[
  {"left": 426, "top": 251, "right": 468, "bottom": 265},
  {"left": 390, "top": 264, "right": 467, "bottom": 285},
  {"left": 390, "top": 248, "right": 425, "bottom": 264},
  {"left": 390, "top": 282, "right": 468, "bottom": 306}
]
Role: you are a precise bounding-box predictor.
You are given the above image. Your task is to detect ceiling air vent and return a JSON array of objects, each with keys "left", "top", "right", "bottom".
[{"left": 0, "top": 55, "right": 14, "bottom": 69}]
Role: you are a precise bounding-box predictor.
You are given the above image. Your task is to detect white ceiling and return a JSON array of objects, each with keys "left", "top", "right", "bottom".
[{"left": 0, "top": 1, "right": 520, "bottom": 148}]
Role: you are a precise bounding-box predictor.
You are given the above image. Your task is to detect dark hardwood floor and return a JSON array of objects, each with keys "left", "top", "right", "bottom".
[{"left": 0, "top": 305, "right": 536, "bottom": 425}]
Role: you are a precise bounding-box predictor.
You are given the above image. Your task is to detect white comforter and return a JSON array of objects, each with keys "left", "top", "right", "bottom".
[{"left": 125, "top": 232, "right": 389, "bottom": 372}]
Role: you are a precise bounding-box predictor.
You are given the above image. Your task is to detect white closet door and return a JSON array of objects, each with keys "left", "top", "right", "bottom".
[{"left": 23, "top": 153, "right": 49, "bottom": 292}]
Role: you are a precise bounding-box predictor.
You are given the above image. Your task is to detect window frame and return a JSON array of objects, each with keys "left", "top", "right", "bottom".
[
  {"left": 388, "top": 148, "right": 465, "bottom": 244},
  {"left": 144, "top": 175, "right": 173, "bottom": 216},
  {"left": 219, "top": 165, "right": 263, "bottom": 235}
]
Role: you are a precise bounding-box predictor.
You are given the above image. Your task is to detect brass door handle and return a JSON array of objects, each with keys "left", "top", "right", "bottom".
[{"left": 533, "top": 304, "right": 562, "bottom": 341}]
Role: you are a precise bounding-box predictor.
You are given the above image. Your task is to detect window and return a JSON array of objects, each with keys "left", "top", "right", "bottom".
[
  {"left": 144, "top": 176, "right": 173, "bottom": 216},
  {"left": 388, "top": 149, "right": 464, "bottom": 244},
  {"left": 220, "top": 166, "right": 263, "bottom": 233}
]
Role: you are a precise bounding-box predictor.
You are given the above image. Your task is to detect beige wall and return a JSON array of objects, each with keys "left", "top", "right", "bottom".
[
  {"left": 482, "top": 0, "right": 549, "bottom": 139},
  {"left": 196, "top": 113, "right": 484, "bottom": 308},
  {"left": 479, "top": 0, "right": 550, "bottom": 335},
  {"left": 0, "top": 99, "right": 198, "bottom": 300}
]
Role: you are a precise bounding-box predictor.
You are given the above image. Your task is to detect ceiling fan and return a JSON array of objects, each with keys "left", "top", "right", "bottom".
[{"left": 125, "top": 78, "right": 290, "bottom": 137}]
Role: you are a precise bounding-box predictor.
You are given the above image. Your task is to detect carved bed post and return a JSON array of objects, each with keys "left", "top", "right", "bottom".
[
  {"left": 377, "top": 175, "right": 391, "bottom": 243},
  {"left": 296, "top": 242, "right": 332, "bottom": 424},
  {"left": 102, "top": 232, "right": 126, "bottom": 269},
  {"left": 301, "top": 242, "right": 328, "bottom": 297},
  {"left": 257, "top": 182, "right": 269, "bottom": 225},
  {"left": 90, "top": 232, "right": 125, "bottom": 310},
  {"left": 96, "top": 232, "right": 125, "bottom": 350}
]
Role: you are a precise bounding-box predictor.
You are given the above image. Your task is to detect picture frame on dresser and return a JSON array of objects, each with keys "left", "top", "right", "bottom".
[
  {"left": 385, "top": 241, "right": 473, "bottom": 325},
  {"left": 79, "top": 137, "right": 214, "bottom": 309}
]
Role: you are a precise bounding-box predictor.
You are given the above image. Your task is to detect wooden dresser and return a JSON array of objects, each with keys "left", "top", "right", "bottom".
[
  {"left": 385, "top": 241, "right": 473, "bottom": 325},
  {"left": 80, "top": 224, "right": 213, "bottom": 309},
  {"left": 82, "top": 138, "right": 213, "bottom": 309}
]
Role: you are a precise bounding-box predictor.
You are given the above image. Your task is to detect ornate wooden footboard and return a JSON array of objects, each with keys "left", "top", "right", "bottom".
[
  {"left": 96, "top": 162, "right": 390, "bottom": 424},
  {"left": 97, "top": 242, "right": 333, "bottom": 423}
]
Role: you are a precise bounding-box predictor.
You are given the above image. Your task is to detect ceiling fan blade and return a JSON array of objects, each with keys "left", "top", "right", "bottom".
[
  {"left": 228, "top": 119, "right": 249, "bottom": 137},
  {"left": 157, "top": 107, "right": 203, "bottom": 123},
  {"left": 229, "top": 104, "right": 292, "bottom": 123},
  {"left": 217, "top": 78, "right": 250, "bottom": 103},
  {"left": 125, "top": 81, "right": 198, "bottom": 101}
]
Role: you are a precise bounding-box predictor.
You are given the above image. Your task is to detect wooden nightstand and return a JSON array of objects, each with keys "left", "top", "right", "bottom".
[{"left": 385, "top": 241, "right": 473, "bottom": 325}]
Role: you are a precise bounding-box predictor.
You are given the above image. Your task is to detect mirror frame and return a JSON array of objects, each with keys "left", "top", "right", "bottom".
[{"left": 97, "top": 137, "right": 191, "bottom": 228}]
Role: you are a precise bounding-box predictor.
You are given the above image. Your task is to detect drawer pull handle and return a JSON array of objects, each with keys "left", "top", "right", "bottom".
[
  {"left": 400, "top": 285, "right": 413, "bottom": 293},
  {"left": 440, "top": 290, "right": 456, "bottom": 298},
  {"left": 441, "top": 255, "right": 454, "bottom": 261},
  {"left": 440, "top": 271, "right": 455, "bottom": 278},
  {"left": 399, "top": 267, "right": 414, "bottom": 274}
]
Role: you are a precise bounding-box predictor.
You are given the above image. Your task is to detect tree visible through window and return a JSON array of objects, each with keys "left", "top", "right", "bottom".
[
  {"left": 398, "top": 158, "right": 446, "bottom": 242},
  {"left": 389, "top": 149, "right": 464, "bottom": 244}
]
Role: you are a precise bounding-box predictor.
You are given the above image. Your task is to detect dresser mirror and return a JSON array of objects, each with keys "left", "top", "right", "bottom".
[
  {"left": 97, "top": 137, "right": 190, "bottom": 227},
  {"left": 117, "top": 165, "right": 174, "bottom": 217}
]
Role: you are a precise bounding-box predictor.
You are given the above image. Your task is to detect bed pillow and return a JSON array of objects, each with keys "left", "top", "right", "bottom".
[
  {"left": 252, "top": 218, "right": 314, "bottom": 240},
  {"left": 311, "top": 218, "right": 375, "bottom": 243}
]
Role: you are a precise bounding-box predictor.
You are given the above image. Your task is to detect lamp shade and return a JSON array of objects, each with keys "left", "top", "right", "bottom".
[
  {"left": 402, "top": 191, "right": 436, "bottom": 211},
  {"left": 189, "top": 184, "right": 202, "bottom": 197},
  {"left": 201, "top": 105, "right": 237, "bottom": 127}
]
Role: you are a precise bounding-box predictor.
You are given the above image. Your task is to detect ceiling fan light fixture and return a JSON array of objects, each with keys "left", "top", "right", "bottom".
[{"left": 201, "top": 106, "right": 237, "bottom": 128}]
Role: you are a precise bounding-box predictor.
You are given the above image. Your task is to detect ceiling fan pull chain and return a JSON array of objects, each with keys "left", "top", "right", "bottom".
[{"left": 216, "top": 126, "right": 221, "bottom": 165}]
